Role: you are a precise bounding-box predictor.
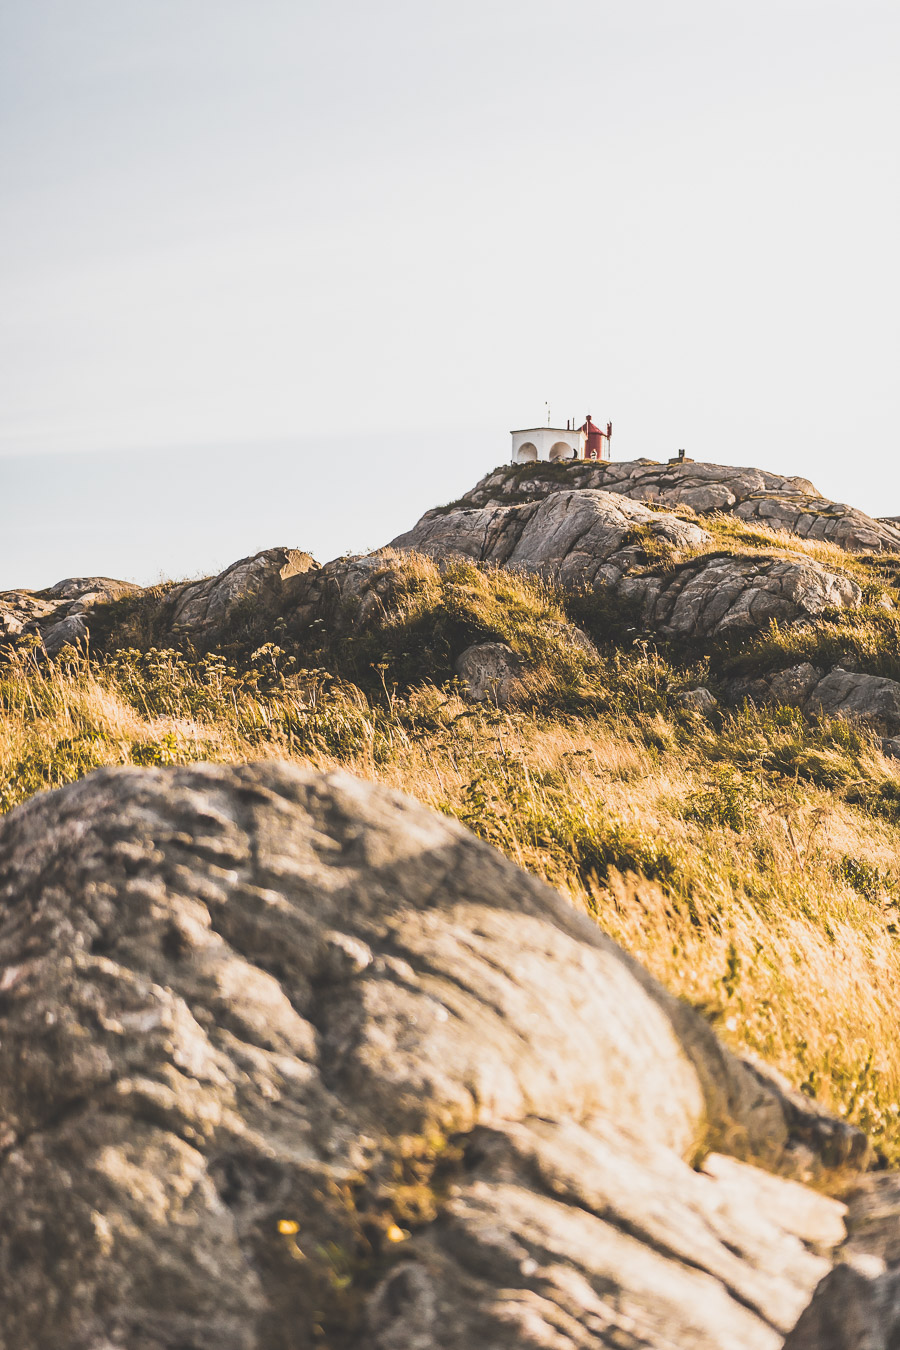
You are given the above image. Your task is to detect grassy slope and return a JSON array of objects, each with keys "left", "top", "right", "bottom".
[{"left": 3, "top": 553, "right": 900, "bottom": 1167}]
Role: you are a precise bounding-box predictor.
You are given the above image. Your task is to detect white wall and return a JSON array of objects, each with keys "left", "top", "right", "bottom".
[{"left": 510, "top": 427, "right": 584, "bottom": 464}]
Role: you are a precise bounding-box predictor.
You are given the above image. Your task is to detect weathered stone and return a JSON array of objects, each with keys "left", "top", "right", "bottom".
[
  {"left": 445, "top": 460, "right": 900, "bottom": 554},
  {"left": 676, "top": 687, "right": 718, "bottom": 714},
  {"left": 0, "top": 763, "right": 872, "bottom": 1348},
  {"left": 782, "top": 1261, "right": 900, "bottom": 1350},
  {"left": 391, "top": 487, "right": 709, "bottom": 589},
  {"left": 0, "top": 577, "right": 140, "bottom": 654},
  {"left": 841, "top": 1173, "right": 900, "bottom": 1270},
  {"left": 454, "top": 642, "right": 523, "bottom": 704},
  {"left": 40, "top": 612, "right": 89, "bottom": 656},
  {"left": 169, "top": 547, "right": 317, "bottom": 640},
  {"left": 765, "top": 662, "right": 824, "bottom": 707},
  {"left": 391, "top": 488, "right": 863, "bottom": 640},
  {"left": 43, "top": 576, "right": 139, "bottom": 605},
  {"left": 783, "top": 1173, "right": 900, "bottom": 1348},
  {"left": 621, "top": 555, "right": 861, "bottom": 638},
  {"left": 724, "top": 664, "right": 900, "bottom": 737},
  {"left": 806, "top": 668, "right": 900, "bottom": 737},
  {"left": 283, "top": 551, "right": 416, "bottom": 637}
]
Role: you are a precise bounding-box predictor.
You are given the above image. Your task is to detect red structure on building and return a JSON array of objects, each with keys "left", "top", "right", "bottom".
[
  {"left": 512, "top": 410, "right": 614, "bottom": 464},
  {"left": 580, "top": 414, "right": 613, "bottom": 461}
]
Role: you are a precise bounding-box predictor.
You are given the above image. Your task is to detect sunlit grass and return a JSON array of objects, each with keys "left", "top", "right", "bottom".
[{"left": 3, "top": 619, "right": 900, "bottom": 1168}]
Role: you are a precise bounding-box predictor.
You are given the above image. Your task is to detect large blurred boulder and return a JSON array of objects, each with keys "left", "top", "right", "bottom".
[
  {"left": 784, "top": 1174, "right": 900, "bottom": 1349},
  {"left": 0, "top": 763, "right": 873, "bottom": 1349}
]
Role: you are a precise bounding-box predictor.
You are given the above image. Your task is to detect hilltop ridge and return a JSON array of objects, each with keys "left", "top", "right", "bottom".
[
  {"left": 9, "top": 455, "right": 899, "bottom": 739},
  {"left": 426, "top": 458, "right": 900, "bottom": 553},
  {"left": 2, "top": 457, "right": 900, "bottom": 1346}
]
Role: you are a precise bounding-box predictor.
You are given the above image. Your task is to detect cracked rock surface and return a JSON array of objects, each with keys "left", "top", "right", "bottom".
[
  {"left": 729, "top": 663, "right": 900, "bottom": 737},
  {"left": 620, "top": 554, "right": 862, "bottom": 637},
  {"left": 451, "top": 460, "right": 900, "bottom": 553},
  {"left": 0, "top": 762, "right": 873, "bottom": 1349},
  {"left": 391, "top": 487, "right": 709, "bottom": 586},
  {"left": 0, "top": 577, "right": 139, "bottom": 653},
  {"left": 0, "top": 552, "right": 319, "bottom": 658},
  {"left": 390, "top": 488, "right": 863, "bottom": 638},
  {"left": 168, "top": 548, "right": 317, "bottom": 641}
]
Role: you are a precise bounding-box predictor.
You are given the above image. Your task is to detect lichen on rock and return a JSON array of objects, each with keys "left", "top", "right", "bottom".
[{"left": 0, "top": 762, "right": 872, "bottom": 1348}]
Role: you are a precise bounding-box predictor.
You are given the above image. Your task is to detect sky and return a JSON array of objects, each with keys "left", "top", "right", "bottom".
[{"left": 1, "top": 0, "right": 898, "bottom": 589}]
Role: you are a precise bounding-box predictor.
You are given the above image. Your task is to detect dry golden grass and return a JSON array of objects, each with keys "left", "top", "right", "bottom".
[
  {"left": 3, "top": 631, "right": 900, "bottom": 1162},
  {"left": 632, "top": 508, "right": 900, "bottom": 594}
]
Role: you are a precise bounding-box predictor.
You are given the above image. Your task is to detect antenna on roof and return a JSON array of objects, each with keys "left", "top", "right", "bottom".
[{"left": 545, "top": 401, "right": 550, "bottom": 426}]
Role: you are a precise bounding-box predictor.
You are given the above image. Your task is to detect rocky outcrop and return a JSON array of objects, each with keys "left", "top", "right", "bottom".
[
  {"left": 1, "top": 552, "right": 321, "bottom": 659},
  {"left": 677, "top": 687, "right": 718, "bottom": 714},
  {"left": 391, "top": 487, "right": 709, "bottom": 584},
  {"left": 0, "top": 762, "right": 874, "bottom": 1349},
  {"left": 391, "top": 489, "right": 863, "bottom": 639},
  {"left": 454, "top": 641, "right": 524, "bottom": 704},
  {"left": 282, "top": 551, "right": 412, "bottom": 637},
  {"left": 450, "top": 460, "right": 900, "bottom": 554},
  {"left": 730, "top": 663, "right": 900, "bottom": 737},
  {"left": 0, "top": 576, "right": 139, "bottom": 652},
  {"left": 621, "top": 555, "right": 862, "bottom": 638},
  {"left": 168, "top": 547, "right": 317, "bottom": 641},
  {"left": 3, "top": 459, "right": 886, "bottom": 663},
  {"left": 807, "top": 669, "right": 900, "bottom": 735}
]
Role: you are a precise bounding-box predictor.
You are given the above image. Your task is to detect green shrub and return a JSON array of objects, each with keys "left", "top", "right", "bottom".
[
  {"left": 834, "top": 855, "right": 897, "bottom": 904},
  {"left": 847, "top": 778, "right": 900, "bottom": 825},
  {"left": 717, "top": 608, "right": 900, "bottom": 685},
  {"left": 324, "top": 557, "right": 602, "bottom": 710},
  {"left": 455, "top": 761, "right": 681, "bottom": 890},
  {"left": 685, "top": 768, "right": 766, "bottom": 832},
  {"left": 0, "top": 734, "right": 114, "bottom": 812}
]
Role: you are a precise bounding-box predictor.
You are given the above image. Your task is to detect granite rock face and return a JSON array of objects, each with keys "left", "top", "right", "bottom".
[
  {"left": 0, "top": 577, "right": 139, "bottom": 651},
  {"left": 0, "top": 762, "right": 873, "bottom": 1349},
  {"left": 620, "top": 555, "right": 862, "bottom": 638},
  {"left": 168, "top": 547, "right": 318, "bottom": 641},
  {"left": 453, "top": 460, "right": 900, "bottom": 554},
  {"left": 391, "top": 488, "right": 863, "bottom": 639},
  {"left": 676, "top": 687, "right": 718, "bottom": 714},
  {"left": 391, "top": 487, "right": 709, "bottom": 586},
  {"left": 3, "top": 458, "right": 887, "bottom": 662},
  {"left": 282, "top": 551, "right": 413, "bottom": 637},
  {"left": 454, "top": 641, "right": 524, "bottom": 705},
  {"left": 730, "top": 663, "right": 900, "bottom": 737},
  {"left": 807, "top": 669, "right": 900, "bottom": 735},
  {"left": 0, "top": 553, "right": 320, "bottom": 658}
]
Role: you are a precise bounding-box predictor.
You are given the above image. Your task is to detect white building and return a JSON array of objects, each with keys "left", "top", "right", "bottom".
[{"left": 510, "top": 415, "right": 612, "bottom": 465}]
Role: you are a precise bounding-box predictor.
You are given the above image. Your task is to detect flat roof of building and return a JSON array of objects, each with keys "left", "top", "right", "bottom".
[{"left": 509, "top": 427, "right": 584, "bottom": 435}]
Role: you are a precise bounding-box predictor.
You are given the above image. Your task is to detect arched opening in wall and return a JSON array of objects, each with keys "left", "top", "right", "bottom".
[
  {"left": 515, "top": 442, "right": 538, "bottom": 463},
  {"left": 549, "top": 441, "right": 576, "bottom": 462}
]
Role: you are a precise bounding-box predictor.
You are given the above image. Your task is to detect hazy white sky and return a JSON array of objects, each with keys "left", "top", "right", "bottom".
[{"left": 1, "top": 0, "right": 898, "bottom": 587}]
